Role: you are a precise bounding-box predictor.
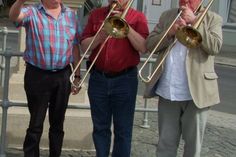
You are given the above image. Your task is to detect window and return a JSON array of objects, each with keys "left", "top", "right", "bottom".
[
  {"left": 84, "top": 0, "right": 103, "bottom": 16},
  {"left": 219, "top": 0, "right": 236, "bottom": 29},
  {"left": 228, "top": 0, "right": 236, "bottom": 23}
]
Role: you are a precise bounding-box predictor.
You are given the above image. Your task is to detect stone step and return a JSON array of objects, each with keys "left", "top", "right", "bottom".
[
  {"left": 6, "top": 77, "right": 89, "bottom": 104},
  {"left": 1, "top": 107, "right": 94, "bottom": 150}
]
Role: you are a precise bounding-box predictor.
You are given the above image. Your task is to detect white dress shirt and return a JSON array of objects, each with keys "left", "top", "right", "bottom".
[{"left": 155, "top": 41, "right": 192, "bottom": 101}]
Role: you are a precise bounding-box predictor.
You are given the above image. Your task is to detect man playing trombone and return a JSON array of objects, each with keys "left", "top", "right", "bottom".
[
  {"left": 144, "top": 0, "right": 223, "bottom": 156},
  {"left": 80, "top": 0, "right": 149, "bottom": 157}
]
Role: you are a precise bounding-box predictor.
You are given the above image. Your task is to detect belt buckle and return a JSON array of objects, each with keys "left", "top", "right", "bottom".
[{"left": 51, "top": 69, "right": 58, "bottom": 72}]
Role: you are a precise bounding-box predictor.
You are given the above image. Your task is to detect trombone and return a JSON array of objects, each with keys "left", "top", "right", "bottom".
[
  {"left": 139, "top": 0, "right": 214, "bottom": 83},
  {"left": 70, "top": 0, "right": 134, "bottom": 88}
]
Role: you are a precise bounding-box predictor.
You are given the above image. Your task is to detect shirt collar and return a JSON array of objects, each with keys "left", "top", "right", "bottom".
[{"left": 37, "top": 1, "right": 66, "bottom": 13}]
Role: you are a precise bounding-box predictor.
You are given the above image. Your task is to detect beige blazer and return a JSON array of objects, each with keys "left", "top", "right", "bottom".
[{"left": 143, "top": 8, "right": 223, "bottom": 109}]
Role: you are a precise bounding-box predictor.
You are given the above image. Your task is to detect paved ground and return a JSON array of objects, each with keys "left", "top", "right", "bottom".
[{"left": 3, "top": 97, "right": 236, "bottom": 157}]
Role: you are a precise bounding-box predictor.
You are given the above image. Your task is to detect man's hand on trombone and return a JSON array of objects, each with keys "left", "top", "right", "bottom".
[
  {"left": 180, "top": 5, "right": 197, "bottom": 25},
  {"left": 71, "top": 77, "right": 82, "bottom": 95},
  {"left": 168, "top": 18, "right": 186, "bottom": 38}
]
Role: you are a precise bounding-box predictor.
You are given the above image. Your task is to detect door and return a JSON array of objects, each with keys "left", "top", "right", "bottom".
[{"left": 143, "top": 0, "right": 172, "bottom": 31}]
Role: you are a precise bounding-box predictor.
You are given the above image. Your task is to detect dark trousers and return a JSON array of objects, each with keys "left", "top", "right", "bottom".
[
  {"left": 88, "top": 67, "right": 138, "bottom": 157},
  {"left": 23, "top": 64, "right": 71, "bottom": 157}
]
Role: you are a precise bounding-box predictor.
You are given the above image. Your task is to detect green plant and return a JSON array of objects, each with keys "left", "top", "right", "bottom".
[
  {"left": 94, "top": 0, "right": 103, "bottom": 8},
  {"left": 0, "top": 0, "right": 16, "bottom": 17},
  {"left": 84, "top": 0, "right": 103, "bottom": 16},
  {"left": 2, "top": 0, "right": 16, "bottom": 7}
]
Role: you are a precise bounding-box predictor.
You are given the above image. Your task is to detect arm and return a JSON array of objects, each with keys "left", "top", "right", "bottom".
[
  {"left": 80, "top": 8, "right": 110, "bottom": 53},
  {"left": 127, "top": 26, "right": 147, "bottom": 53},
  {"left": 146, "top": 11, "right": 176, "bottom": 53},
  {"left": 127, "top": 12, "right": 149, "bottom": 54},
  {"left": 198, "top": 12, "right": 223, "bottom": 55},
  {"left": 9, "top": 0, "right": 27, "bottom": 22},
  {"left": 72, "top": 45, "right": 81, "bottom": 77},
  {"left": 71, "top": 44, "right": 82, "bottom": 95},
  {"left": 81, "top": 30, "right": 108, "bottom": 52}
]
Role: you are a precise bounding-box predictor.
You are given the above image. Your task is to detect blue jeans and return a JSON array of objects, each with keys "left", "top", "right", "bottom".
[{"left": 88, "top": 67, "right": 138, "bottom": 157}]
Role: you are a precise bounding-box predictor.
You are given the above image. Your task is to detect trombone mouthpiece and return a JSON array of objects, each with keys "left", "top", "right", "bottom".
[
  {"left": 112, "top": 0, "right": 119, "bottom": 4},
  {"left": 110, "top": 0, "right": 122, "bottom": 10}
]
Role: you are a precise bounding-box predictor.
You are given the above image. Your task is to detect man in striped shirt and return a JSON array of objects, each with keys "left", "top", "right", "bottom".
[{"left": 9, "top": 0, "right": 81, "bottom": 157}]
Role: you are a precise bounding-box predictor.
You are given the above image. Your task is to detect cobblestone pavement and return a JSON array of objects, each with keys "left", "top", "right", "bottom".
[{"left": 4, "top": 98, "right": 236, "bottom": 157}]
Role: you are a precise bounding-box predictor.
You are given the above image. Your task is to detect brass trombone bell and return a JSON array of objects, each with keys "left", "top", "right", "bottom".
[
  {"left": 103, "top": 0, "right": 132, "bottom": 39},
  {"left": 103, "top": 16, "right": 130, "bottom": 38},
  {"left": 176, "top": 26, "right": 202, "bottom": 48},
  {"left": 176, "top": 0, "right": 215, "bottom": 48}
]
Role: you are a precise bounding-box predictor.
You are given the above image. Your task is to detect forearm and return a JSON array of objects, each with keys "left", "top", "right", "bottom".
[
  {"left": 72, "top": 45, "right": 81, "bottom": 76},
  {"left": 146, "top": 13, "right": 174, "bottom": 54},
  {"left": 71, "top": 44, "right": 82, "bottom": 95},
  {"left": 81, "top": 36, "right": 103, "bottom": 53},
  {"left": 9, "top": 0, "right": 25, "bottom": 22},
  {"left": 198, "top": 15, "right": 223, "bottom": 56},
  {"left": 127, "top": 26, "right": 147, "bottom": 53},
  {"left": 146, "top": 30, "right": 173, "bottom": 53}
]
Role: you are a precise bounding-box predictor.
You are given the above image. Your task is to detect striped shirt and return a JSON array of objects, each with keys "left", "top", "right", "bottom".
[{"left": 16, "top": 3, "right": 81, "bottom": 70}]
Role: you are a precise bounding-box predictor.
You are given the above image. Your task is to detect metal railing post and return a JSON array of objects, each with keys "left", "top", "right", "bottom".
[
  {"left": 140, "top": 60, "right": 154, "bottom": 128},
  {"left": 0, "top": 27, "right": 8, "bottom": 87},
  {"left": 140, "top": 98, "right": 150, "bottom": 128},
  {"left": 0, "top": 48, "right": 12, "bottom": 157}
]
